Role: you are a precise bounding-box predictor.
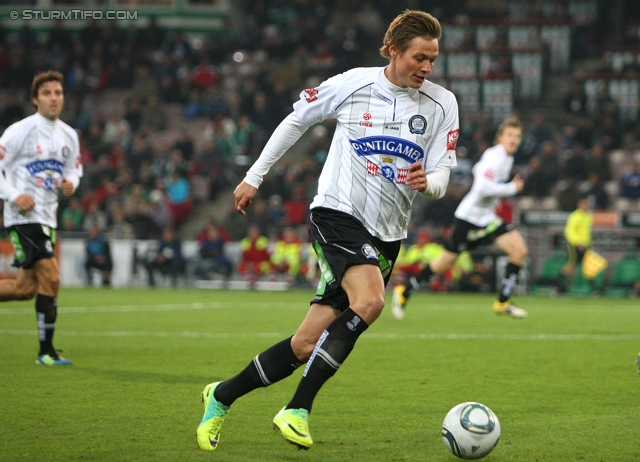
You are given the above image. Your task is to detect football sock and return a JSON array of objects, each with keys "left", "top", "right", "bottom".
[
  {"left": 404, "top": 264, "right": 435, "bottom": 298},
  {"left": 286, "top": 307, "right": 368, "bottom": 413},
  {"left": 498, "top": 262, "right": 521, "bottom": 303},
  {"left": 214, "top": 336, "right": 303, "bottom": 407},
  {"left": 36, "top": 294, "right": 57, "bottom": 356}
]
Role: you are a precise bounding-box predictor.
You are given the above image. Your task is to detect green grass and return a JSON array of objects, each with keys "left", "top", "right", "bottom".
[{"left": 1, "top": 289, "right": 639, "bottom": 461}]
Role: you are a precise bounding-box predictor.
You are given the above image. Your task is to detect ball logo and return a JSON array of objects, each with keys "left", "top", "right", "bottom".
[
  {"left": 447, "top": 129, "right": 459, "bottom": 150},
  {"left": 363, "top": 113, "right": 372, "bottom": 120},
  {"left": 408, "top": 115, "right": 427, "bottom": 134}
]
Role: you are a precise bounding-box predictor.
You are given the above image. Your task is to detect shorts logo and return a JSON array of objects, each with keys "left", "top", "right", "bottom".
[
  {"left": 447, "top": 129, "right": 459, "bottom": 150},
  {"left": 62, "top": 146, "right": 70, "bottom": 158},
  {"left": 372, "top": 89, "right": 393, "bottom": 105},
  {"left": 408, "top": 115, "right": 427, "bottom": 134},
  {"left": 366, "top": 158, "right": 408, "bottom": 184},
  {"left": 346, "top": 315, "right": 361, "bottom": 332},
  {"left": 361, "top": 243, "right": 377, "bottom": 260},
  {"left": 303, "top": 88, "right": 319, "bottom": 103}
]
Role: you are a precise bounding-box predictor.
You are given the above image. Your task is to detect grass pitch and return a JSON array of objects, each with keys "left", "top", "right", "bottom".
[{"left": 1, "top": 288, "right": 639, "bottom": 461}]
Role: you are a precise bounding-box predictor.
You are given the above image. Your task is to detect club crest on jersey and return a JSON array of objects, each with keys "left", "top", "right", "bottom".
[
  {"left": 366, "top": 157, "right": 408, "bottom": 184},
  {"left": 361, "top": 244, "right": 377, "bottom": 260},
  {"left": 408, "top": 115, "right": 427, "bottom": 134},
  {"left": 62, "top": 146, "right": 70, "bottom": 158},
  {"left": 349, "top": 136, "right": 424, "bottom": 163},
  {"left": 303, "top": 88, "right": 318, "bottom": 103}
]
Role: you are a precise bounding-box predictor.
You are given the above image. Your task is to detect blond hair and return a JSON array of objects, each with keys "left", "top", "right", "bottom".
[{"left": 380, "top": 10, "right": 442, "bottom": 59}]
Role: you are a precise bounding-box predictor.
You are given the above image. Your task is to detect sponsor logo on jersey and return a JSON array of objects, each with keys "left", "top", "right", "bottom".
[
  {"left": 408, "top": 115, "right": 427, "bottom": 134},
  {"left": 484, "top": 169, "right": 495, "bottom": 180},
  {"left": 366, "top": 158, "right": 409, "bottom": 184},
  {"left": 26, "top": 158, "right": 64, "bottom": 176},
  {"left": 349, "top": 136, "right": 424, "bottom": 163},
  {"left": 303, "top": 88, "right": 319, "bottom": 103},
  {"left": 447, "top": 129, "right": 459, "bottom": 150},
  {"left": 372, "top": 89, "right": 393, "bottom": 105}
]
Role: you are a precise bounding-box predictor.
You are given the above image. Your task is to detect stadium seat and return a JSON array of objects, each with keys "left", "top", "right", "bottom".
[
  {"left": 531, "top": 251, "right": 567, "bottom": 295},
  {"left": 604, "top": 253, "right": 640, "bottom": 298}
]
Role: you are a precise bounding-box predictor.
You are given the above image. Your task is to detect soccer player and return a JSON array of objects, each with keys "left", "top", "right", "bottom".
[
  {"left": 196, "top": 10, "right": 459, "bottom": 452},
  {"left": 392, "top": 117, "right": 528, "bottom": 320},
  {"left": 0, "top": 70, "right": 83, "bottom": 365}
]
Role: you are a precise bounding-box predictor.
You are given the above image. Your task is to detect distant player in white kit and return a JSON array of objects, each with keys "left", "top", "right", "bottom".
[
  {"left": 196, "top": 10, "right": 459, "bottom": 452},
  {"left": 392, "top": 117, "right": 528, "bottom": 320},
  {"left": 0, "top": 70, "right": 83, "bottom": 365}
]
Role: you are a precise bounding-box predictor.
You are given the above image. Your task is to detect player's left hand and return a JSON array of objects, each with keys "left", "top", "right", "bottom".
[
  {"left": 61, "top": 179, "right": 74, "bottom": 196},
  {"left": 406, "top": 162, "right": 428, "bottom": 192}
]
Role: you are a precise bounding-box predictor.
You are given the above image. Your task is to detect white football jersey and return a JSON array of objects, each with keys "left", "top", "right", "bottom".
[
  {"left": 454, "top": 143, "right": 517, "bottom": 227},
  {"left": 295, "top": 67, "right": 459, "bottom": 241},
  {"left": 0, "top": 113, "right": 83, "bottom": 228}
]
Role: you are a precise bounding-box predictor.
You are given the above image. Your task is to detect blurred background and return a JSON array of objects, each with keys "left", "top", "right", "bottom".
[{"left": 0, "top": 0, "right": 638, "bottom": 295}]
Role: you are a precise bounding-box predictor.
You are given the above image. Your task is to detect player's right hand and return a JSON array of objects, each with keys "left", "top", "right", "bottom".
[
  {"left": 234, "top": 181, "right": 258, "bottom": 215},
  {"left": 512, "top": 174, "right": 524, "bottom": 193},
  {"left": 14, "top": 194, "right": 35, "bottom": 212}
]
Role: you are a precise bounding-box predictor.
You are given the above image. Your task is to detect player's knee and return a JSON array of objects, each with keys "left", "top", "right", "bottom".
[
  {"left": 16, "top": 285, "right": 37, "bottom": 300},
  {"left": 290, "top": 335, "right": 317, "bottom": 361},
  {"left": 352, "top": 293, "right": 386, "bottom": 322}
]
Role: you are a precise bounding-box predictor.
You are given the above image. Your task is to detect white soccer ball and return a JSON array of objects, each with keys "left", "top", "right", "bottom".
[{"left": 441, "top": 402, "right": 501, "bottom": 460}]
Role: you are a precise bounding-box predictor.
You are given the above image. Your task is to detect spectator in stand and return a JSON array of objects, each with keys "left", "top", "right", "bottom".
[
  {"left": 563, "top": 142, "right": 588, "bottom": 181},
  {"left": 130, "top": 64, "right": 159, "bottom": 102},
  {"left": 585, "top": 143, "right": 611, "bottom": 182},
  {"left": 283, "top": 184, "right": 309, "bottom": 226},
  {"left": 522, "top": 156, "right": 552, "bottom": 198},
  {"left": 593, "top": 85, "right": 619, "bottom": 123},
  {"left": 620, "top": 160, "right": 640, "bottom": 199},
  {"left": 60, "top": 197, "right": 84, "bottom": 232},
  {"left": 82, "top": 201, "right": 108, "bottom": 232},
  {"left": 538, "top": 141, "right": 560, "bottom": 187},
  {"left": 173, "top": 127, "right": 195, "bottom": 162},
  {"left": 584, "top": 172, "right": 610, "bottom": 210},
  {"left": 165, "top": 169, "right": 192, "bottom": 225},
  {"left": 528, "top": 114, "right": 553, "bottom": 156},
  {"left": 265, "top": 194, "right": 286, "bottom": 238},
  {"left": 596, "top": 116, "right": 623, "bottom": 150},
  {"left": 563, "top": 81, "right": 588, "bottom": 116},
  {"left": 149, "top": 189, "right": 173, "bottom": 231},
  {"left": 238, "top": 224, "right": 271, "bottom": 285},
  {"left": 557, "top": 176, "right": 581, "bottom": 212},
  {"left": 130, "top": 201, "right": 161, "bottom": 239},
  {"left": 124, "top": 97, "right": 143, "bottom": 132},
  {"left": 84, "top": 224, "right": 113, "bottom": 287},
  {"left": 141, "top": 95, "right": 167, "bottom": 131},
  {"left": 270, "top": 226, "right": 304, "bottom": 283},
  {"left": 145, "top": 226, "right": 185, "bottom": 287},
  {"left": 108, "top": 204, "right": 134, "bottom": 238},
  {"left": 573, "top": 117, "right": 594, "bottom": 149},
  {"left": 192, "top": 223, "right": 232, "bottom": 280}
]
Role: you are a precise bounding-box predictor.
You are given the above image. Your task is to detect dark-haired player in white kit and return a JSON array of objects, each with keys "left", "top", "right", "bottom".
[
  {"left": 392, "top": 117, "right": 528, "bottom": 320},
  {"left": 195, "top": 10, "right": 460, "bottom": 452},
  {"left": 0, "top": 70, "right": 83, "bottom": 365}
]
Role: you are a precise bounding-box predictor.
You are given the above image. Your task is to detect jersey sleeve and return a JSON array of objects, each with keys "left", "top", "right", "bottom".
[
  {"left": 0, "top": 124, "right": 23, "bottom": 202},
  {"left": 425, "top": 91, "right": 459, "bottom": 171},
  {"left": 472, "top": 153, "right": 518, "bottom": 198},
  {"left": 62, "top": 128, "right": 83, "bottom": 191},
  {"left": 0, "top": 123, "right": 21, "bottom": 168},
  {"left": 292, "top": 72, "right": 349, "bottom": 126}
]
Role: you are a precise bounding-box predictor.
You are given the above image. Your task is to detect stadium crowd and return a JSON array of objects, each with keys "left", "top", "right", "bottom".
[{"left": 0, "top": 0, "right": 640, "bottom": 285}]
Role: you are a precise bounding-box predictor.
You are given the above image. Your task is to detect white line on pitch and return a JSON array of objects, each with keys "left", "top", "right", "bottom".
[
  {"left": 0, "top": 330, "right": 638, "bottom": 341},
  {"left": 0, "top": 302, "right": 638, "bottom": 316}
]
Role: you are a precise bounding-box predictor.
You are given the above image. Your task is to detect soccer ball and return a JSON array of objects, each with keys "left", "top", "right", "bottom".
[{"left": 441, "top": 402, "right": 501, "bottom": 460}]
